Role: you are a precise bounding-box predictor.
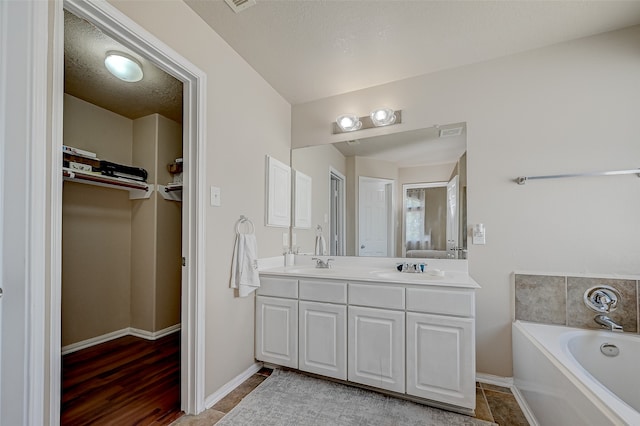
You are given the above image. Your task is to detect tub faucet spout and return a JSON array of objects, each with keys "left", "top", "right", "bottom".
[{"left": 594, "top": 314, "right": 623, "bottom": 332}]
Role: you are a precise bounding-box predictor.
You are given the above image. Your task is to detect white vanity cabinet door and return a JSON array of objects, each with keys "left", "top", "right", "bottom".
[
  {"left": 406, "top": 312, "right": 475, "bottom": 409},
  {"left": 348, "top": 306, "right": 405, "bottom": 393},
  {"left": 255, "top": 296, "right": 298, "bottom": 368},
  {"left": 299, "top": 301, "right": 347, "bottom": 380}
]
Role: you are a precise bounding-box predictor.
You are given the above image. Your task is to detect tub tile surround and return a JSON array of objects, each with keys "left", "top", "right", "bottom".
[
  {"left": 515, "top": 273, "right": 640, "bottom": 333},
  {"left": 514, "top": 275, "right": 567, "bottom": 325}
]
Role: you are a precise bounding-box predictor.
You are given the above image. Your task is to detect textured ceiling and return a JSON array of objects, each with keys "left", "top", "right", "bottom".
[
  {"left": 64, "top": 10, "right": 183, "bottom": 123},
  {"left": 186, "top": 0, "right": 640, "bottom": 105}
]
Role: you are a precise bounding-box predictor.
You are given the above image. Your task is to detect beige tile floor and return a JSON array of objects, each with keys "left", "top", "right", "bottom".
[{"left": 172, "top": 368, "right": 530, "bottom": 426}]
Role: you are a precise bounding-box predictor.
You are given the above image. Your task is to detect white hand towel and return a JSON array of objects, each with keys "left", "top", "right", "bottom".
[
  {"left": 230, "top": 233, "right": 260, "bottom": 297},
  {"left": 314, "top": 234, "right": 327, "bottom": 256}
]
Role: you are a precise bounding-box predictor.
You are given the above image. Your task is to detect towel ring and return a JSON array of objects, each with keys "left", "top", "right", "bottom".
[{"left": 236, "top": 215, "right": 255, "bottom": 234}]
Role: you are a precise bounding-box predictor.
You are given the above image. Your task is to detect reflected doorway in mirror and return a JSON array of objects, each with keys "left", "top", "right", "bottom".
[{"left": 358, "top": 176, "right": 395, "bottom": 257}]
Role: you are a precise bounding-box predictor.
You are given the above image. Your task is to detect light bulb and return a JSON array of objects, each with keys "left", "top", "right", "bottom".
[
  {"left": 104, "top": 51, "right": 143, "bottom": 82},
  {"left": 336, "top": 114, "right": 362, "bottom": 132},
  {"left": 370, "top": 108, "right": 396, "bottom": 127}
]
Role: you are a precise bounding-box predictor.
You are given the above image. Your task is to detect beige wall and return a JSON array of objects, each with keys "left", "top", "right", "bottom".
[
  {"left": 292, "top": 26, "right": 640, "bottom": 377},
  {"left": 130, "top": 114, "right": 158, "bottom": 332},
  {"left": 291, "top": 144, "right": 346, "bottom": 254},
  {"left": 155, "top": 115, "right": 183, "bottom": 330},
  {"left": 130, "top": 113, "right": 182, "bottom": 333},
  {"left": 63, "top": 96, "right": 182, "bottom": 344},
  {"left": 63, "top": 94, "right": 133, "bottom": 164},
  {"left": 398, "top": 162, "right": 455, "bottom": 185},
  {"left": 107, "top": 0, "right": 292, "bottom": 397},
  {"left": 62, "top": 94, "right": 133, "bottom": 346}
]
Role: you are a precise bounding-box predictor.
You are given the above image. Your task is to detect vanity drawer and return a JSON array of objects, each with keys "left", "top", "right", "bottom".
[
  {"left": 406, "top": 287, "right": 475, "bottom": 317},
  {"left": 257, "top": 276, "right": 298, "bottom": 299},
  {"left": 349, "top": 283, "right": 405, "bottom": 310},
  {"left": 299, "top": 280, "right": 347, "bottom": 304}
]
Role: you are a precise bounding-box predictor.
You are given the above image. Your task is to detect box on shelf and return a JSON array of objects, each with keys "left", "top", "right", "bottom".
[
  {"left": 167, "top": 162, "right": 183, "bottom": 174},
  {"left": 100, "top": 160, "right": 148, "bottom": 182},
  {"left": 63, "top": 153, "right": 100, "bottom": 171},
  {"left": 62, "top": 145, "right": 97, "bottom": 158}
]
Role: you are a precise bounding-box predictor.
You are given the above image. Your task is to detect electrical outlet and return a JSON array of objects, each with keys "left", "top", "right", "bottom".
[{"left": 472, "top": 224, "right": 486, "bottom": 245}]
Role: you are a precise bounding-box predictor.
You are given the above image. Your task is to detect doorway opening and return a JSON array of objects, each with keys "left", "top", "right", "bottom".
[
  {"left": 61, "top": 8, "right": 184, "bottom": 423},
  {"left": 329, "top": 168, "right": 346, "bottom": 256},
  {"left": 358, "top": 176, "right": 395, "bottom": 257},
  {"left": 51, "top": 0, "right": 206, "bottom": 422}
]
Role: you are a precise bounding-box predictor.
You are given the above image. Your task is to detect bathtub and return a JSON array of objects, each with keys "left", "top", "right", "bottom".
[{"left": 513, "top": 321, "right": 640, "bottom": 426}]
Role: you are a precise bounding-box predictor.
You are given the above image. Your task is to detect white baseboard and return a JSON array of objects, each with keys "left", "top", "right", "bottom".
[
  {"left": 511, "top": 384, "right": 539, "bottom": 426},
  {"left": 61, "top": 328, "right": 130, "bottom": 355},
  {"left": 61, "top": 324, "right": 181, "bottom": 355},
  {"left": 204, "top": 362, "right": 263, "bottom": 409},
  {"left": 129, "top": 323, "right": 181, "bottom": 340},
  {"left": 476, "top": 372, "right": 514, "bottom": 388}
]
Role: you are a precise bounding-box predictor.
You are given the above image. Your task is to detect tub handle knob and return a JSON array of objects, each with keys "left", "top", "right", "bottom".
[{"left": 584, "top": 286, "right": 621, "bottom": 313}]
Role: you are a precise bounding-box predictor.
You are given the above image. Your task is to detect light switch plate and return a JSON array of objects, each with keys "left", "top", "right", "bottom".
[{"left": 211, "top": 186, "right": 221, "bottom": 206}]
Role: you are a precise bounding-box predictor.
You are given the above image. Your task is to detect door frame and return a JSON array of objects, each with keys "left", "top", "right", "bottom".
[
  {"left": 50, "top": 0, "right": 207, "bottom": 421},
  {"left": 329, "top": 167, "right": 346, "bottom": 256},
  {"left": 0, "top": 0, "right": 49, "bottom": 423}
]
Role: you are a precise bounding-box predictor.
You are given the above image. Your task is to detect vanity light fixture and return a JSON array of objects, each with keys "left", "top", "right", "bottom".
[
  {"left": 104, "top": 51, "right": 144, "bottom": 82},
  {"left": 336, "top": 114, "right": 362, "bottom": 132},
  {"left": 333, "top": 109, "right": 402, "bottom": 134},
  {"left": 370, "top": 108, "right": 396, "bottom": 127}
]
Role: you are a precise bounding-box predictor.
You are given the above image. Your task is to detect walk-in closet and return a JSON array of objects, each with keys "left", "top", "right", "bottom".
[{"left": 61, "top": 10, "right": 184, "bottom": 424}]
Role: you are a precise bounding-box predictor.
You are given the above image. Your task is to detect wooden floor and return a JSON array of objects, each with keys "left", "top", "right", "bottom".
[{"left": 61, "top": 332, "right": 182, "bottom": 425}]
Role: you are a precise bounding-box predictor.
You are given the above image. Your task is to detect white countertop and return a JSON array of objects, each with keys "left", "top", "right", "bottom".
[{"left": 259, "top": 257, "right": 480, "bottom": 289}]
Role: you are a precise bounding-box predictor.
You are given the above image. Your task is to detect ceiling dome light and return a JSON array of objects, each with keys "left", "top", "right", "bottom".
[
  {"left": 370, "top": 108, "right": 396, "bottom": 127},
  {"left": 104, "top": 51, "right": 143, "bottom": 82},
  {"left": 336, "top": 114, "right": 362, "bottom": 132}
]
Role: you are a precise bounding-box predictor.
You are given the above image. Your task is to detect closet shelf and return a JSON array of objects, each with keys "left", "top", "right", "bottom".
[
  {"left": 63, "top": 168, "right": 153, "bottom": 200},
  {"left": 158, "top": 184, "right": 182, "bottom": 202}
]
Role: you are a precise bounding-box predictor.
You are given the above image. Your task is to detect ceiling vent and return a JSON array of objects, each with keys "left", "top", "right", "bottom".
[
  {"left": 439, "top": 127, "right": 463, "bottom": 138},
  {"left": 224, "top": 0, "right": 256, "bottom": 13}
]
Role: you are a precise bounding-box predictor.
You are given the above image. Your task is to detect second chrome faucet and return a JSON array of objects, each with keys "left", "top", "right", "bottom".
[{"left": 312, "top": 257, "right": 333, "bottom": 269}]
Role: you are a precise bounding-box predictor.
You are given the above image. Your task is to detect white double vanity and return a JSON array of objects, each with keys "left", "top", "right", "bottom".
[{"left": 255, "top": 257, "right": 479, "bottom": 415}]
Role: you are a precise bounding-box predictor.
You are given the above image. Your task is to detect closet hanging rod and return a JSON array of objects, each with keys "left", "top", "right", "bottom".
[
  {"left": 164, "top": 185, "right": 183, "bottom": 192},
  {"left": 515, "top": 168, "right": 640, "bottom": 185}
]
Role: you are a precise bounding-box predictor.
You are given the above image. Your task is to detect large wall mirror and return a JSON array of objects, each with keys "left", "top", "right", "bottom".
[{"left": 291, "top": 122, "right": 467, "bottom": 259}]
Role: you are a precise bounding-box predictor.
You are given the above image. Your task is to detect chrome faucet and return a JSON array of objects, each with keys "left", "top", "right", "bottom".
[
  {"left": 312, "top": 257, "right": 333, "bottom": 269},
  {"left": 594, "top": 314, "right": 623, "bottom": 332}
]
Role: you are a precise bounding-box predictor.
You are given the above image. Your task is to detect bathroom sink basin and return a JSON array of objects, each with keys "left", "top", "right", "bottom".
[
  {"left": 369, "top": 270, "right": 446, "bottom": 281},
  {"left": 284, "top": 267, "right": 337, "bottom": 275}
]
